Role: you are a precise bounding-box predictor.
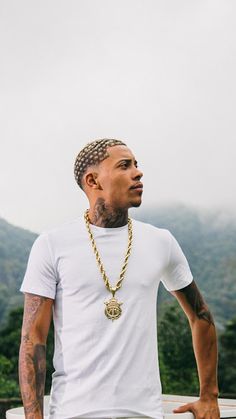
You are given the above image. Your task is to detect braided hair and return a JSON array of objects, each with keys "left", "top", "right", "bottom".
[{"left": 74, "top": 138, "right": 127, "bottom": 190}]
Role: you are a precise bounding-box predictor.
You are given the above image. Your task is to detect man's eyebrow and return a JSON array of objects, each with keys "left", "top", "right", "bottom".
[{"left": 115, "top": 158, "right": 138, "bottom": 166}]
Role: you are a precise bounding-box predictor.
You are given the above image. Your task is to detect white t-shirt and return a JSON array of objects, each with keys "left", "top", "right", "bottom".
[{"left": 20, "top": 216, "right": 193, "bottom": 419}]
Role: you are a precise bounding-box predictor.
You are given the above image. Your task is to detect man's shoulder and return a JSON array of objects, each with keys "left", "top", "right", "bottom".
[
  {"left": 40, "top": 216, "right": 84, "bottom": 241},
  {"left": 132, "top": 217, "right": 171, "bottom": 239}
]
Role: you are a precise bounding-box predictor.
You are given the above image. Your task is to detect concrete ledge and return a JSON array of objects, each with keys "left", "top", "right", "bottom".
[{"left": 5, "top": 394, "right": 236, "bottom": 419}]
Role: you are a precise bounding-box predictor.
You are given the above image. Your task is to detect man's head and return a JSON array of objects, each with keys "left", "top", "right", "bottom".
[{"left": 74, "top": 138, "right": 143, "bottom": 210}]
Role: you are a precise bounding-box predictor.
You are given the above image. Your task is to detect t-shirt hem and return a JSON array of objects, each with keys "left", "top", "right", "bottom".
[
  {"left": 49, "top": 412, "right": 164, "bottom": 419},
  {"left": 166, "top": 273, "right": 193, "bottom": 292},
  {"left": 19, "top": 285, "right": 55, "bottom": 300},
  {"left": 48, "top": 403, "right": 164, "bottom": 419}
]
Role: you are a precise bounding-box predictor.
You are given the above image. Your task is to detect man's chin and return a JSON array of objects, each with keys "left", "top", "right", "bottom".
[{"left": 130, "top": 200, "right": 142, "bottom": 208}]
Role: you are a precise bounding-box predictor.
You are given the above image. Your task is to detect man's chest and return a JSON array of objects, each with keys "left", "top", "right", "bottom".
[{"left": 55, "top": 234, "right": 167, "bottom": 297}]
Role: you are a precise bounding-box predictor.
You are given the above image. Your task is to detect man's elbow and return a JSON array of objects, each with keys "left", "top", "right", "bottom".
[
  {"left": 20, "top": 325, "right": 48, "bottom": 347},
  {"left": 189, "top": 306, "right": 216, "bottom": 331}
]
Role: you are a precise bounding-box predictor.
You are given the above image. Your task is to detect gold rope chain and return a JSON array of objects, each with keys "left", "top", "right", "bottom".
[
  {"left": 84, "top": 209, "right": 133, "bottom": 320},
  {"left": 84, "top": 209, "right": 133, "bottom": 296}
]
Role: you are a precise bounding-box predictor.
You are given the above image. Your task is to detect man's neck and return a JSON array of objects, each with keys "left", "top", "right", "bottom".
[{"left": 88, "top": 198, "right": 128, "bottom": 228}]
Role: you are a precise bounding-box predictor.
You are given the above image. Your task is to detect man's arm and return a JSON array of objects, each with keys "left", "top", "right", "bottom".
[
  {"left": 171, "top": 279, "right": 220, "bottom": 419},
  {"left": 19, "top": 293, "right": 54, "bottom": 419}
]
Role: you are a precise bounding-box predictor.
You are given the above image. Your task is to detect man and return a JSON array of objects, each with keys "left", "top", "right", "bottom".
[{"left": 19, "top": 138, "right": 220, "bottom": 419}]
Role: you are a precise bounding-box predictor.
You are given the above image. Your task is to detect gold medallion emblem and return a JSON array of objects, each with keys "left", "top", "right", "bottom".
[{"left": 104, "top": 296, "right": 123, "bottom": 321}]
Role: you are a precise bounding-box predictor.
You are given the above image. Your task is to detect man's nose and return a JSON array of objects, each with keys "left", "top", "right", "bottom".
[{"left": 133, "top": 166, "right": 143, "bottom": 179}]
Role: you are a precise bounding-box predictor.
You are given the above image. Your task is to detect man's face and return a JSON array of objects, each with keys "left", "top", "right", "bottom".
[{"left": 94, "top": 145, "right": 143, "bottom": 209}]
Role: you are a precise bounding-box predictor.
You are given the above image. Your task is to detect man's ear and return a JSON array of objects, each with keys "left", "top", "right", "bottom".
[{"left": 84, "top": 171, "right": 102, "bottom": 190}]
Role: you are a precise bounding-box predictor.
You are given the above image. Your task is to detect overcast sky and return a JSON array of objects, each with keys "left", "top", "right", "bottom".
[{"left": 1, "top": 0, "right": 235, "bottom": 234}]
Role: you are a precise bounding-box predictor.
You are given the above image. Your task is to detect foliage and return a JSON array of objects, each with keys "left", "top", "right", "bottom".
[
  {"left": 0, "top": 307, "right": 54, "bottom": 398},
  {"left": 0, "top": 355, "right": 19, "bottom": 398},
  {"left": 0, "top": 217, "right": 37, "bottom": 327},
  {"left": 218, "top": 317, "right": 236, "bottom": 396},
  {"left": 158, "top": 300, "right": 199, "bottom": 395}
]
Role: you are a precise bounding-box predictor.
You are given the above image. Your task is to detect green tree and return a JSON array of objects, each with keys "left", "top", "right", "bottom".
[
  {"left": 0, "top": 284, "right": 8, "bottom": 322},
  {"left": 0, "top": 306, "right": 54, "bottom": 397},
  {"left": 158, "top": 301, "right": 199, "bottom": 395},
  {"left": 0, "top": 355, "right": 19, "bottom": 398},
  {"left": 218, "top": 317, "right": 236, "bottom": 397}
]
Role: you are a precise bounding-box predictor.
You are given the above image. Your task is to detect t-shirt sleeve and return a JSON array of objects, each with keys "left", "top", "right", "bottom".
[
  {"left": 160, "top": 230, "right": 193, "bottom": 292},
  {"left": 19, "top": 233, "right": 57, "bottom": 299}
]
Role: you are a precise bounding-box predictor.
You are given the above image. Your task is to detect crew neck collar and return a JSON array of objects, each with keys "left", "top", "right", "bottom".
[{"left": 88, "top": 221, "right": 130, "bottom": 231}]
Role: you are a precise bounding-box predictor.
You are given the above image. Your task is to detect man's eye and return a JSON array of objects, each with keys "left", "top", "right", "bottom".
[{"left": 120, "top": 163, "right": 128, "bottom": 168}]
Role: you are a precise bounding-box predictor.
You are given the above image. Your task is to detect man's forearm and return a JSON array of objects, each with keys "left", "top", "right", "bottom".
[
  {"left": 173, "top": 281, "right": 220, "bottom": 418},
  {"left": 174, "top": 281, "right": 219, "bottom": 399},
  {"left": 191, "top": 317, "right": 219, "bottom": 398},
  {"left": 19, "top": 339, "right": 46, "bottom": 419}
]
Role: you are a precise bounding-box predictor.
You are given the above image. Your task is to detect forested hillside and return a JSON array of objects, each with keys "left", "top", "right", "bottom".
[
  {"left": 0, "top": 204, "right": 236, "bottom": 328},
  {"left": 0, "top": 218, "right": 37, "bottom": 327}
]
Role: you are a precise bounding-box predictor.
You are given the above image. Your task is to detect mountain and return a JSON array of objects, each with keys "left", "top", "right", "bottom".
[
  {"left": 0, "top": 204, "right": 236, "bottom": 328},
  {"left": 0, "top": 218, "right": 37, "bottom": 327}
]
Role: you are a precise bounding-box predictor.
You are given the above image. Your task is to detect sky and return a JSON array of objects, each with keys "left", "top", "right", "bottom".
[{"left": 1, "top": 0, "right": 236, "bottom": 234}]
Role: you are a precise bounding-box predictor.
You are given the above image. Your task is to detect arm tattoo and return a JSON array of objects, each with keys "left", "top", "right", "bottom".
[
  {"left": 34, "top": 344, "right": 46, "bottom": 413},
  {"left": 23, "top": 294, "right": 47, "bottom": 332},
  {"left": 178, "top": 281, "right": 215, "bottom": 325},
  {"left": 20, "top": 344, "right": 46, "bottom": 417},
  {"left": 19, "top": 295, "right": 49, "bottom": 418}
]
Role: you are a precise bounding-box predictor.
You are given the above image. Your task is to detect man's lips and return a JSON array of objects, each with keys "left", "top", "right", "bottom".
[{"left": 130, "top": 183, "right": 143, "bottom": 191}]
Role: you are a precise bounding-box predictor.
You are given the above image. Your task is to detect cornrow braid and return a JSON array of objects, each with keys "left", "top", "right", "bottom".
[{"left": 74, "top": 138, "right": 127, "bottom": 189}]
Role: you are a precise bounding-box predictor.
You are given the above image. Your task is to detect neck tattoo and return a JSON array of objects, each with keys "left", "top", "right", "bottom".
[{"left": 89, "top": 198, "right": 128, "bottom": 228}]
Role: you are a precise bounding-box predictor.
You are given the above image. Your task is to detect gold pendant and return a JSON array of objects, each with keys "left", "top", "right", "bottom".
[{"left": 104, "top": 296, "right": 123, "bottom": 321}]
